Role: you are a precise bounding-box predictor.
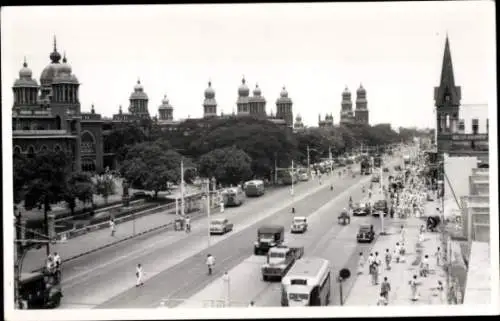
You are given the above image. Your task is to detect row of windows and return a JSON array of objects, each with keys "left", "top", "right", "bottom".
[{"left": 14, "top": 144, "right": 62, "bottom": 154}]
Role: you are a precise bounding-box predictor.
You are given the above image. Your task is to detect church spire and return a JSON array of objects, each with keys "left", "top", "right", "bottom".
[{"left": 439, "top": 35, "right": 455, "bottom": 88}]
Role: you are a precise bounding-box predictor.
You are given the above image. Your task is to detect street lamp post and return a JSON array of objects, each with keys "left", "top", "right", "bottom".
[
  {"left": 379, "top": 165, "right": 386, "bottom": 235},
  {"left": 205, "top": 179, "right": 211, "bottom": 248},
  {"left": 181, "top": 158, "right": 185, "bottom": 217}
]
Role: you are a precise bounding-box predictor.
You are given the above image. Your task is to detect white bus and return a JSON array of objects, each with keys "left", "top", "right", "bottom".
[{"left": 281, "top": 257, "right": 331, "bottom": 306}]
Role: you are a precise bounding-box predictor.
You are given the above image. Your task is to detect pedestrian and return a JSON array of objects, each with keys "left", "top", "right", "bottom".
[
  {"left": 418, "top": 229, "right": 425, "bottom": 245},
  {"left": 357, "top": 252, "right": 365, "bottom": 275},
  {"left": 436, "top": 280, "right": 445, "bottom": 304},
  {"left": 220, "top": 200, "right": 225, "bottom": 213},
  {"left": 400, "top": 225, "right": 406, "bottom": 244},
  {"left": 409, "top": 275, "right": 420, "bottom": 301},
  {"left": 399, "top": 243, "right": 407, "bottom": 263},
  {"left": 435, "top": 247, "right": 442, "bottom": 266},
  {"left": 53, "top": 252, "right": 61, "bottom": 269},
  {"left": 381, "top": 277, "right": 391, "bottom": 302},
  {"left": 136, "top": 263, "right": 144, "bottom": 287},
  {"left": 384, "top": 249, "right": 392, "bottom": 270},
  {"left": 110, "top": 218, "right": 116, "bottom": 237},
  {"left": 394, "top": 243, "right": 401, "bottom": 263},
  {"left": 374, "top": 252, "right": 382, "bottom": 285},
  {"left": 420, "top": 254, "right": 429, "bottom": 277},
  {"left": 185, "top": 215, "right": 191, "bottom": 233},
  {"left": 369, "top": 259, "right": 378, "bottom": 286}
]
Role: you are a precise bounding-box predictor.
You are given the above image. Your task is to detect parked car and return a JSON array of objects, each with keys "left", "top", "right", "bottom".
[
  {"left": 352, "top": 202, "right": 370, "bottom": 216},
  {"left": 209, "top": 218, "right": 234, "bottom": 235},
  {"left": 383, "top": 167, "right": 389, "bottom": 173},
  {"left": 290, "top": 216, "right": 308, "bottom": 233},
  {"left": 357, "top": 225, "right": 375, "bottom": 243},
  {"left": 371, "top": 175, "right": 380, "bottom": 183},
  {"left": 394, "top": 165, "right": 402, "bottom": 171},
  {"left": 372, "top": 200, "right": 388, "bottom": 216}
]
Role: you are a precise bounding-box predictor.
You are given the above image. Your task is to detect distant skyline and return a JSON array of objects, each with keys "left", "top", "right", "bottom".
[{"left": 1, "top": 2, "right": 495, "bottom": 129}]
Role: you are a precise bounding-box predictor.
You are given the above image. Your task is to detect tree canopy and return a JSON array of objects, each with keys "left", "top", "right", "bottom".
[{"left": 198, "top": 146, "right": 253, "bottom": 186}]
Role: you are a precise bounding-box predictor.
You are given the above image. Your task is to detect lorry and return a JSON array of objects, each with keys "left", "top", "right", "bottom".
[
  {"left": 254, "top": 225, "right": 285, "bottom": 255},
  {"left": 261, "top": 244, "right": 304, "bottom": 281},
  {"left": 18, "top": 269, "right": 63, "bottom": 309}
]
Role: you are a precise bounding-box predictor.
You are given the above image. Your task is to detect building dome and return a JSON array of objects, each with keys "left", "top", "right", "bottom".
[
  {"left": 356, "top": 83, "right": 366, "bottom": 95},
  {"left": 296, "top": 114, "right": 302, "bottom": 121},
  {"left": 238, "top": 77, "right": 250, "bottom": 97},
  {"left": 253, "top": 84, "right": 262, "bottom": 96},
  {"left": 342, "top": 86, "right": 351, "bottom": 98},
  {"left": 204, "top": 81, "right": 215, "bottom": 99},
  {"left": 159, "top": 94, "right": 173, "bottom": 110},
  {"left": 19, "top": 58, "right": 32, "bottom": 78},
  {"left": 130, "top": 79, "right": 148, "bottom": 100},
  {"left": 14, "top": 58, "right": 38, "bottom": 88},
  {"left": 40, "top": 37, "right": 63, "bottom": 86},
  {"left": 280, "top": 86, "right": 288, "bottom": 98},
  {"left": 59, "top": 53, "right": 72, "bottom": 75}
]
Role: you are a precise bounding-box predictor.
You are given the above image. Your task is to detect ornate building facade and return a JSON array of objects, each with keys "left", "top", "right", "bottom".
[
  {"left": 434, "top": 35, "right": 488, "bottom": 163},
  {"left": 340, "top": 85, "right": 369, "bottom": 125}
]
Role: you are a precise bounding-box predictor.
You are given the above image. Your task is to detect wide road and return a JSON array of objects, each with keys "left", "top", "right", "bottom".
[
  {"left": 172, "top": 156, "right": 400, "bottom": 308},
  {"left": 94, "top": 157, "right": 399, "bottom": 309},
  {"left": 58, "top": 163, "right": 363, "bottom": 308}
]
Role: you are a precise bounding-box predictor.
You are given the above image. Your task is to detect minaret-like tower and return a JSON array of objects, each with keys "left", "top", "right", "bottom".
[
  {"left": 158, "top": 94, "right": 174, "bottom": 121},
  {"left": 340, "top": 86, "right": 354, "bottom": 124},
  {"left": 203, "top": 81, "right": 217, "bottom": 118},
  {"left": 12, "top": 57, "right": 39, "bottom": 109},
  {"left": 294, "top": 114, "right": 304, "bottom": 130},
  {"left": 129, "top": 79, "right": 150, "bottom": 119},
  {"left": 249, "top": 84, "right": 267, "bottom": 117},
  {"left": 275, "top": 86, "right": 293, "bottom": 128},
  {"left": 39, "top": 36, "right": 62, "bottom": 101},
  {"left": 434, "top": 35, "right": 461, "bottom": 153},
  {"left": 355, "top": 83, "right": 369, "bottom": 125},
  {"left": 237, "top": 77, "right": 250, "bottom": 116},
  {"left": 51, "top": 52, "right": 80, "bottom": 108}
]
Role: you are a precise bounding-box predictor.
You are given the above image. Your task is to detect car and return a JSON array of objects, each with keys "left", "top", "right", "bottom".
[
  {"left": 357, "top": 225, "right": 375, "bottom": 243},
  {"left": 352, "top": 202, "right": 370, "bottom": 216},
  {"left": 394, "top": 165, "right": 402, "bottom": 171},
  {"left": 291, "top": 216, "right": 308, "bottom": 233},
  {"left": 298, "top": 172, "right": 309, "bottom": 181},
  {"left": 209, "top": 218, "right": 234, "bottom": 235},
  {"left": 383, "top": 167, "right": 389, "bottom": 173},
  {"left": 371, "top": 175, "right": 380, "bottom": 183},
  {"left": 372, "top": 200, "right": 388, "bottom": 216}
]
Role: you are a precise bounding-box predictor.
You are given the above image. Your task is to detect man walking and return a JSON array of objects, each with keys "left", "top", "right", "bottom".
[
  {"left": 136, "top": 263, "right": 144, "bottom": 287},
  {"left": 374, "top": 252, "right": 382, "bottom": 285},
  {"left": 110, "top": 218, "right": 116, "bottom": 237},
  {"left": 381, "top": 277, "right": 392, "bottom": 304},
  {"left": 384, "top": 249, "right": 392, "bottom": 270},
  {"left": 435, "top": 247, "right": 442, "bottom": 266}
]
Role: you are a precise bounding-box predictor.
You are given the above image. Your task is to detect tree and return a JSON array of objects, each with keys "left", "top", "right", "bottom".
[
  {"left": 103, "top": 123, "right": 148, "bottom": 163},
  {"left": 120, "top": 142, "right": 187, "bottom": 198},
  {"left": 95, "top": 173, "right": 116, "bottom": 205},
  {"left": 21, "top": 150, "right": 72, "bottom": 254},
  {"left": 13, "top": 152, "right": 33, "bottom": 206},
  {"left": 199, "top": 146, "right": 253, "bottom": 186},
  {"left": 65, "top": 172, "right": 95, "bottom": 215}
]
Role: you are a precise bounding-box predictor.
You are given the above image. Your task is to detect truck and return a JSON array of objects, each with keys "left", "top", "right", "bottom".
[
  {"left": 261, "top": 244, "right": 304, "bottom": 281},
  {"left": 360, "top": 158, "right": 372, "bottom": 175},
  {"left": 18, "top": 269, "right": 63, "bottom": 309},
  {"left": 254, "top": 225, "right": 285, "bottom": 255}
]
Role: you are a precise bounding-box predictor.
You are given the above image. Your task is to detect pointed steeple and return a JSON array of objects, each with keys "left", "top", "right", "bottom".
[
  {"left": 434, "top": 35, "right": 461, "bottom": 107},
  {"left": 440, "top": 35, "right": 455, "bottom": 88}
]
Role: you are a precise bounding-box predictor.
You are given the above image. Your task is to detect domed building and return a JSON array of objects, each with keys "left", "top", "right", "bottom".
[
  {"left": 354, "top": 83, "right": 369, "bottom": 125},
  {"left": 293, "top": 114, "right": 305, "bottom": 131},
  {"left": 236, "top": 77, "right": 250, "bottom": 115},
  {"left": 318, "top": 113, "right": 334, "bottom": 128},
  {"left": 340, "top": 86, "right": 355, "bottom": 124},
  {"left": 203, "top": 81, "right": 217, "bottom": 118},
  {"left": 275, "top": 86, "right": 293, "bottom": 128}
]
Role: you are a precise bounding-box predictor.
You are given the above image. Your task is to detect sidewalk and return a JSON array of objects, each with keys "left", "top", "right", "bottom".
[
  {"left": 345, "top": 204, "right": 448, "bottom": 306},
  {"left": 22, "top": 207, "right": 193, "bottom": 273}
]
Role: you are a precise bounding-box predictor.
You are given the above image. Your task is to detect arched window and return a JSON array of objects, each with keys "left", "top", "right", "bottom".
[
  {"left": 40, "top": 145, "right": 49, "bottom": 153},
  {"left": 54, "top": 144, "right": 62, "bottom": 153},
  {"left": 27, "top": 145, "right": 36, "bottom": 158},
  {"left": 55, "top": 116, "right": 62, "bottom": 130},
  {"left": 13, "top": 146, "right": 22, "bottom": 154},
  {"left": 81, "top": 131, "right": 96, "bottom": 154}
]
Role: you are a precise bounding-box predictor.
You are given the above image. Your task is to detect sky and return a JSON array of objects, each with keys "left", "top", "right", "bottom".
[{"left": 1, "top": 2, "right": 496, "bottom": 129}]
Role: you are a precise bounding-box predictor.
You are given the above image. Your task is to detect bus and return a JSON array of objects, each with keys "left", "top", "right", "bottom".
[
  {"left": 222, "top": 187, "right": 245, "bottom": 206},
  {"left": 281, "top": 257, "right": 331, "bottom": 306},
  {"left": 244, "top": 180, "right": 265, "bottom": 197}
]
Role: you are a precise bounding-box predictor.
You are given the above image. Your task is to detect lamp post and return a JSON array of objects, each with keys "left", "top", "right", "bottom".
[{"left": 204, "top": 179, "right": 211, "bottom": 247}]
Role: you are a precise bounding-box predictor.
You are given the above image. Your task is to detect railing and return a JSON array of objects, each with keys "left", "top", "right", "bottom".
[{"left": 13, "top": 130, "right": 70, "bottom": 135}]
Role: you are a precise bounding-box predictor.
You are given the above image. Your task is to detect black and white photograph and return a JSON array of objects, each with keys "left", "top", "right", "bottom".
[{"left": 2, "top": 2, "right": 498, "bottom": 320}]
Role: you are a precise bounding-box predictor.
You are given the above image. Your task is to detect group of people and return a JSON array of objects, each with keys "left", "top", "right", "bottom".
[{"left": 45, "top": 252, "right": 62, "bottom": 280}]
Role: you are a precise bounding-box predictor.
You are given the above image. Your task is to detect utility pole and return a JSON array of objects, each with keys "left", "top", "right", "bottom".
[
  {"left": 380, "top": 164, "right": 385, "bottom": 235},
  {"left": 15, "top": 212, "right": 23, "bottom": 309},
  {"left": 180, "top": 158, "right": 185, "bottom": 217},
  {"left": 274, "top": 153, "right": 278, "bottom": 184},
  {"left": 307, "top": 145, "right": 310, "bottom": 178},
  {"left": 328, "top": 146, "right": 333, "bottom": 173},
  {"left": 206, "top": 179, "right": 211, "bottom": 247},
  {"left": 291, "top": 160, "right": 295, "bottom": 203}
]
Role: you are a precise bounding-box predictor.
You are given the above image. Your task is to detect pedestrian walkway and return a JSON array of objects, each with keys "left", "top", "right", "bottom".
[
  {"left": 22, "top": 208, "right": 189, "bottom": 273},
  {"left": 345, "top": 214, "right": 448, "bottom": 306}
]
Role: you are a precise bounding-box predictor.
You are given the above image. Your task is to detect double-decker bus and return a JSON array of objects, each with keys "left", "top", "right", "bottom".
[
  {"left": 244, "top": 180, "right": 265, "bottom": 197},
  {"left": 281, "top": 257, "right": 331, "bottom": 306}
]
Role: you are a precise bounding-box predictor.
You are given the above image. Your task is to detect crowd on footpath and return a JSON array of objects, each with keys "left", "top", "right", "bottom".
[{"left": 355, "top": 159, "right": 447, "bottom": 306}]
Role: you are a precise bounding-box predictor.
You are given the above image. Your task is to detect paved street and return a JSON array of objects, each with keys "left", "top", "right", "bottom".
[{"left": 48, "top": 163, "right": 378, "bottom": 309}]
